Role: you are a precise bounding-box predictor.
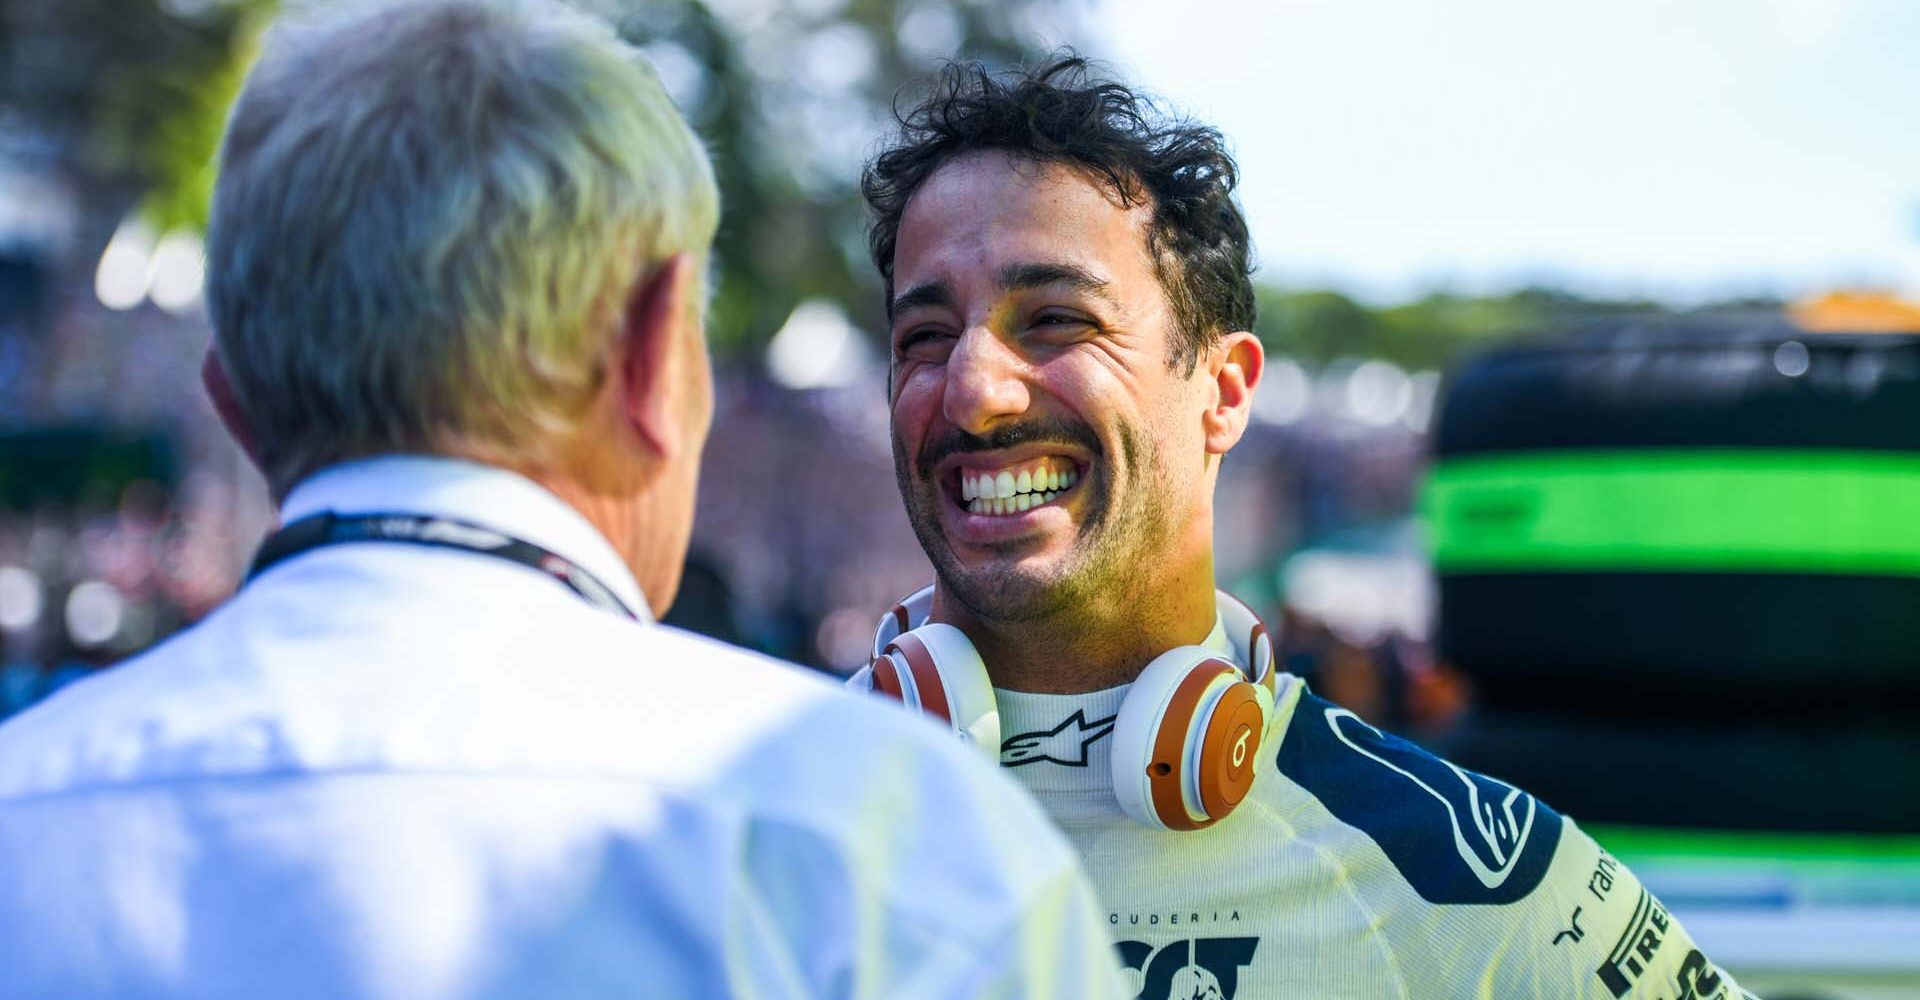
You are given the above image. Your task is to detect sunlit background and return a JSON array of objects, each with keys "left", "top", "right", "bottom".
[{"left": 1, "top": 1, "right": 1916, "bottom": 996}]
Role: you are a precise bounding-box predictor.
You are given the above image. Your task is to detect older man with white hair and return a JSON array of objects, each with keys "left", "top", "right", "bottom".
[{"left": 0, "top": 3, "right": 1123, "bottom": 998}]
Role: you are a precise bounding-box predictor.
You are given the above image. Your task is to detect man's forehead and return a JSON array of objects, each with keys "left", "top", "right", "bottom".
[{"left": 892, "top": 152, "right": 1155, "bottom": 297}]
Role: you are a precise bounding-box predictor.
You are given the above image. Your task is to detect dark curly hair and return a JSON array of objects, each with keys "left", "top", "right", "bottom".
[{"left": 862, "top": 55, "right": 1255, "bottom": 373}]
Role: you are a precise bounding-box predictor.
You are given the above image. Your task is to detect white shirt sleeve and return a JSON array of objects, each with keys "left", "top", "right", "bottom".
[
  {"left": 943, "top": 865, "right": 1129, "bottom": 1000},
  {"left": 715, "top": 692, "right": 1127, "bottom": 999}
]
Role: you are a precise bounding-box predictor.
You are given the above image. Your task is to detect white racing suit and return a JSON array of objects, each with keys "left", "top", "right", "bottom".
[{"left": 988, "top": 673, "right": 1753, "bottom": 999}]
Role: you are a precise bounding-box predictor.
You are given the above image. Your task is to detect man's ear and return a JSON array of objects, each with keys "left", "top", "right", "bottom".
[
  {"left": 618, "top": 253, "right": 698, "bottom": 460},
  {"left": 201, "top": 347, "right": 264, "bottom": 469},
  {"left": 1202, "top": 331, "right": 1264, "bottom": 456}
]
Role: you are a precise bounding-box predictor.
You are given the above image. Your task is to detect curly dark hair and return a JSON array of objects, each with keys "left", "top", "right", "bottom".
[{"left": 862, "top": 55, "right": 1255, "bottom": 373}]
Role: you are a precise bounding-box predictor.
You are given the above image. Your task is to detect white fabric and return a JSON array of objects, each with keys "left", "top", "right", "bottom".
[
  {"left": 0, "top": 456, "right": 1123, "bottom": 1000},
  {"left": 990, "top": 673, "right": 1756, "bottom": 999}
]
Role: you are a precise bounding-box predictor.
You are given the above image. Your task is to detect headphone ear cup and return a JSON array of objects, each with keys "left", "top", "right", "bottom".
[
  {"left": 1111, "top": 646, "right": 1271, "bottom": 831},
  {"left": 875, "top": 623, "right": 1001, "bottom": 756},
  {"left": 1192, "top": 680, "right": 1269, "bottom": 819}
]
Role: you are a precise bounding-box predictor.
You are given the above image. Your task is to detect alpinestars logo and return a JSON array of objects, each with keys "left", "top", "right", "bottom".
[
  {"left": 1001, "top": 710, "right": 1116, "bottom": 767},
  {"left": 1115, "top": 937, "right": 1259, "bottom": 1000}
]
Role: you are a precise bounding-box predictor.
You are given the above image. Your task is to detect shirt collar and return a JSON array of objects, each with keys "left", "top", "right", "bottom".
[{"left": 279, "top": 455, "right": 652, "bottom": 623}]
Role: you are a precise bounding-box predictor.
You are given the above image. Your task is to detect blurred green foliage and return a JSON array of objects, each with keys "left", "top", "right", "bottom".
[
  {"left": 1, "top": 0, "right": 1768, "bottom": 372},
  {"left": 608, "top": 0, "right": 1062, "bottom": 355},
  {"left": 1256, "top": 286, "right": 1687, "bottom": 370},
  {"left": 3, "top": 0, "right": 1071, "bottom": 354},
  {"left": 1, "top": 0, "right": 273, "bottom": 231}
]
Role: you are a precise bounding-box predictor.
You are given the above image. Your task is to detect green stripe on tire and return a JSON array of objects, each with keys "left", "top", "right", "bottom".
[{"left": 1422, "top": 450, "right": 1920, "bottom": 576}]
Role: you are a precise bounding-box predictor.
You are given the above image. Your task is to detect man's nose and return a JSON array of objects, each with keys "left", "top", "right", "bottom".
[{"left": 942, "top": 327, "right": 1031, "bottom": 435}]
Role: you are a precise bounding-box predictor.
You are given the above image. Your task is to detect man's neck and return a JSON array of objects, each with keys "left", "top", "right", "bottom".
[
  {"left": 933, "top": 558, "right": 1221, "bottom": 695},
  {"left": 511, "top": 461, "right": 671, "bottom": 620}
]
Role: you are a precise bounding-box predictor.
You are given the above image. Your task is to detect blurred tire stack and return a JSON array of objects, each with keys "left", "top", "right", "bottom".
[{"left": 1425, "top": 319, "right": 1920, "bottom": 998}]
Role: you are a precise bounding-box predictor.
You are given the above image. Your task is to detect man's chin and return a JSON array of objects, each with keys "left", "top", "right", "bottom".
[{"left": 932, "top": 556, "right": 1081, "bottom": 624}]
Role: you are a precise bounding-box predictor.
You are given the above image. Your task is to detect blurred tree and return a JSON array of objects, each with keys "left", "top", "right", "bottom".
[
  {"left": 1257, "top": 284, "right": 1709, "bottom": 372},
  {"left": 1256, "top": 287, "right": 1376, "bottom": 361},
  {"left": 11, "top": 0, "right": 1736, "bottom": 375},
  {"left": 2, "top": 0, "right": 1081, "bottom": 356},
  {"left": 0, "top": 0, "right": 273, "bottom": 231},
  {"left": 608, "top": 0, "right": 1081, "bottom": 356}
]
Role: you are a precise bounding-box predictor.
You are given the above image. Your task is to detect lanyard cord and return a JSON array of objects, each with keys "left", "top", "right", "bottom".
[{"left": 247, "top": 511, "right": 639, "bottom": 621}]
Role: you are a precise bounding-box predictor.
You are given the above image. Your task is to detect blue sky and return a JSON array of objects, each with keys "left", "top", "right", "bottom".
[{"left": 1095, "top": 0, "right": 1920, "bottom": 304}]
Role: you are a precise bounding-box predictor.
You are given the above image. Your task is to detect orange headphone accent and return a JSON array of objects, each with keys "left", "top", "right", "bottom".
[{"left": 854, "top": 586, "right": 1279, "bottom": 832}]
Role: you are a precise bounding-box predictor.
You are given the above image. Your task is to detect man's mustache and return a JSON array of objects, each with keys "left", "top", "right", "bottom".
[{"left": 915, "top": 417, "right": 1101, "bottom": 480}]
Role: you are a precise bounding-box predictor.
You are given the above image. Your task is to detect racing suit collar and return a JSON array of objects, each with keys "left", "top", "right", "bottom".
[{"left": 991, "top": 613, "right": 1246, "bottom": 794}]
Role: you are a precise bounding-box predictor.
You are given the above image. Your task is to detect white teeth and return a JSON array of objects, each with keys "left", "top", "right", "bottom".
[
  {"left": 956, "top": 462, "right": 1084, "bottom": 514},
  {"left": 966, "top": 485, "right": 1084, "bottom": 517}
]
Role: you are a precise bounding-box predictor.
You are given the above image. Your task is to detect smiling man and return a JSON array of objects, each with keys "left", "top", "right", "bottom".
[{"left": 853, "top": 58, "right": 1755, "bottom": 999}]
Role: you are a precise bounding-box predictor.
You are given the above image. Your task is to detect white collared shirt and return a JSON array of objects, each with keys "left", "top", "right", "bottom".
[{"left": 0, "top": 456, "right": 1122, "bottom": 999}]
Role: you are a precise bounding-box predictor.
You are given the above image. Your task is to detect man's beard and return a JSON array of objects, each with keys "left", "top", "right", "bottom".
[{"left": 893, "top": 415, "right": 1170, "bottom": 624}]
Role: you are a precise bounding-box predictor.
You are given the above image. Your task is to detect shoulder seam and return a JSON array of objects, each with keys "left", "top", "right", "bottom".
[{"left": 1250, "top": 791, "right": 1414, "bottom": 999}]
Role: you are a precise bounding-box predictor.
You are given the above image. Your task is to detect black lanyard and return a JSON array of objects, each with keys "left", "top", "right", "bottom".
[{"left": 247, "top": 511, "right": 639, "bottom": 620}]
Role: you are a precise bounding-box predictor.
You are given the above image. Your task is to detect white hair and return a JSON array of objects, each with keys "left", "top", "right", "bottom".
[{"left": 206, "top": 0, "right": 719, "bottom": 495}]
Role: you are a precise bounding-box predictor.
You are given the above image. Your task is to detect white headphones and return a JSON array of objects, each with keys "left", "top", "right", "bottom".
[{"left": 852, "top": 586, "right": 1279, "bottom": 832}]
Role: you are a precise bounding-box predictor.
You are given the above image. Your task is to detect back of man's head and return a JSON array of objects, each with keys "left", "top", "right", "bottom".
[{"left": 206, "top": 0, "right": 719, "bottom": 497}]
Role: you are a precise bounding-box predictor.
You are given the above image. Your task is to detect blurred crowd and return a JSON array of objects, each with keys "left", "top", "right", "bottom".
[
  {"left": 0, "top": 326, "right": 1463, "bottom": 744},
  {"left": 0, "top": 473, "right": 246, "bottom": 717}
]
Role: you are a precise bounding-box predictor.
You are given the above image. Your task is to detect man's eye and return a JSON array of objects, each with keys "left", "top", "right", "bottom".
[
  {"left": 1031, "top": 312, "right": 1093, "bottom": 333},
  {"left": 895, "top": 328, "right": 955, "bottom": 359}
]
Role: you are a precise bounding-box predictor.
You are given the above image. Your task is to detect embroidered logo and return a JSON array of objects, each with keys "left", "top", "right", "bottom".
[{"left": 1001, "top": 709, "right": 1116, "bottom": 767}]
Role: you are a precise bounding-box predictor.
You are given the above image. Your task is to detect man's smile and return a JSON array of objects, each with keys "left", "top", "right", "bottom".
[
  {"left": 928, "top": 444, "right": 1095, "bottom": 542},
  {"left": 953, "top": 455, "right": 1083, "bottom": 516}
]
